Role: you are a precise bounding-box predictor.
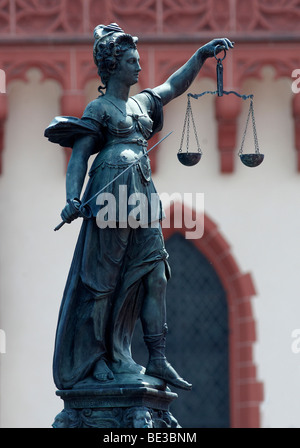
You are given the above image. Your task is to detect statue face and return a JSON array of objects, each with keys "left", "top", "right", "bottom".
[
  {"left": 52, "top": 414, "right": 68, "bottom": 428},
  {"left": 112, "top": 48, "right": 141, "bottom": 87},
  {"left": 133, "top": 410, "right": 153, "bottom": 428}
]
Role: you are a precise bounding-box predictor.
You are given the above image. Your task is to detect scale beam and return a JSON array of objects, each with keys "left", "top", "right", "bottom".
[{"left": 188, "top": 91, "right": 254, "bottom": 101}]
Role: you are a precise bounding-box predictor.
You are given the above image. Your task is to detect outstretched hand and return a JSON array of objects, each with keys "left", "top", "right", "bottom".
[{"left": 201, "top": 38, "right": 234, "bottom": 59}]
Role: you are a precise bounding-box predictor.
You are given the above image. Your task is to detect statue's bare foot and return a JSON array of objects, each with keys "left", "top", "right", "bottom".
[{"left": 93, "top": 359, "right": 115, "bottom": 382}]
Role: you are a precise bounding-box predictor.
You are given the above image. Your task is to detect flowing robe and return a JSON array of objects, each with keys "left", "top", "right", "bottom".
[{"left": 45, "top": 89, "right": 170, "bottom": 389}]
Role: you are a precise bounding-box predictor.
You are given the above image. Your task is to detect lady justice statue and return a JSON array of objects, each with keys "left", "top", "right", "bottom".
[{"left": 45, "top": 23, "right": 233, "bottom": 394}]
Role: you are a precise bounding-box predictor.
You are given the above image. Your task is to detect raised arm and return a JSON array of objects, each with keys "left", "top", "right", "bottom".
[{"left": 153, "top": 38, "right": 234, "bottom": 106}]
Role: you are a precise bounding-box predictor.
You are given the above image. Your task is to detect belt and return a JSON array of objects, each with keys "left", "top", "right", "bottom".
[{"left": 105, "top": 138, "right": 148, "bottom": 148}]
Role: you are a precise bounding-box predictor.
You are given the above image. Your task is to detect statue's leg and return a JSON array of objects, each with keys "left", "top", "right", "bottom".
[
  {"left": 92, "top": 295, "right": 115, "bottom": 382},
  {"left": 140, "top": 262, "right": 192, "bottom": 391},
  {"left": 140, "top": 261, "right": 167, "bottom": 335}
]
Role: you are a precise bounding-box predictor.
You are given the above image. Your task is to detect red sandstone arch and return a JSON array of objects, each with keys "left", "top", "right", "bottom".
[{"left": 162, "top": 202, "right": 264, "bottom": 428}]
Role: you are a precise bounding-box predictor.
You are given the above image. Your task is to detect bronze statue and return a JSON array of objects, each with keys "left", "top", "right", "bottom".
[{"left": 45, "top": 23, "right": 233, "bottom": 392}]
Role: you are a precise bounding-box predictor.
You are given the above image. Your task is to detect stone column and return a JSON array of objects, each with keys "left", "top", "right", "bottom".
[{"left": 215, "top": 94, "right": 242, "bottom": 173}]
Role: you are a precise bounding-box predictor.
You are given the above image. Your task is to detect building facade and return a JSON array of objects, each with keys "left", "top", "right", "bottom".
[{"left": 0, "top": 0, "right": 300, "bottom": 428}]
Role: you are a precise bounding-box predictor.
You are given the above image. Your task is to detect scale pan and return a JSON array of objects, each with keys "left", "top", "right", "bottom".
[
  {"left": 240, "top": 153, "right": 264, "bottom": 167},
  {"left": 177, "top": 152, "right": 202, "bottom": 166}
]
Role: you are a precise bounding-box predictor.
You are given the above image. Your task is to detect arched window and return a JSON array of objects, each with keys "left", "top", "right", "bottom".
[{"left": 165, "top": 232, "right": 230, "bottom": 428}]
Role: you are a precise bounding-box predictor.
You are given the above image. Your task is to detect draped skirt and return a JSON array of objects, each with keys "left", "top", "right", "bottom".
[{"left": 53, "top": 218, "right": 170, "bottom": 390}]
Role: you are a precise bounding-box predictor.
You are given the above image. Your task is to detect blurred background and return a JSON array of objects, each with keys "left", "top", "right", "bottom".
[{"left": 0, "top": 0, "right": 300, "bottom": 428}]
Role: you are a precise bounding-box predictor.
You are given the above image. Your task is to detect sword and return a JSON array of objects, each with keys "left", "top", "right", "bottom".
[{"left": 54, "top": 131, "right": 173, "bottom": 231}]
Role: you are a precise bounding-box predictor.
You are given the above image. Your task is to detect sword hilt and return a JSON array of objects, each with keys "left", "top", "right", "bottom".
[
  {"left": 54, "top": 200, "right": 92, "bottom": 231},
  {"left": 54, "top": 221, "right": 66, "bottom": 231}
]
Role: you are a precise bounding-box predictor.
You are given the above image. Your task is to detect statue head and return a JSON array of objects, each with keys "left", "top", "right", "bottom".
[
  {"left": 123, "top": 406, "right": 153, "bottom": 428},
  {"left": 93, "top": 23, "right": 138, "bottom": 92},
  {"left": 52, "top": 409, "right": 80, "bottom": 428}
]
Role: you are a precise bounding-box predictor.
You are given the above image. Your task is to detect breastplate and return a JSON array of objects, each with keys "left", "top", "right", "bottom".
[{"left": 89, "top": 138, "right": 151, "bottom": 183}]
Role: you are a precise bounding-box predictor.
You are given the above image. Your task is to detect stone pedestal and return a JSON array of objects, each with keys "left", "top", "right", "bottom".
[{"left": 52, "top": 372, "right": 180, "bottom": 428}]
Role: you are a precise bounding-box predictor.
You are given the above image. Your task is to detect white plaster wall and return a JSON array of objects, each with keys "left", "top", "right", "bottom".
[
  {"left": 1, "top": 65, "right": 300, "bottom": 428},
  {"left": 0, "top": 69, "right": 81, "bottom": 427}
]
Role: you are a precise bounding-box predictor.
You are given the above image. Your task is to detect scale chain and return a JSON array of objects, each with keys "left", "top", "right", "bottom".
[
  {"left": 179, "top": 97, "right": 201, "bottom": 155},
  {"left": 251, "top": 100, "right": 259, "bottom": 154},
  {"left": 186, "top": 99, "right": 190, "bottom": 153},
  {"left": 238, "top": 100, "right": 252, "bottom": 156},
  {"left": 179, "top": 97, "right": 189, "bottom": 153},
  {"left": 190, "top": 100, "right": 201, "bottom": 153},
  {"left": 238, "top": 99, "right": 260, "bottom": 156}
]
